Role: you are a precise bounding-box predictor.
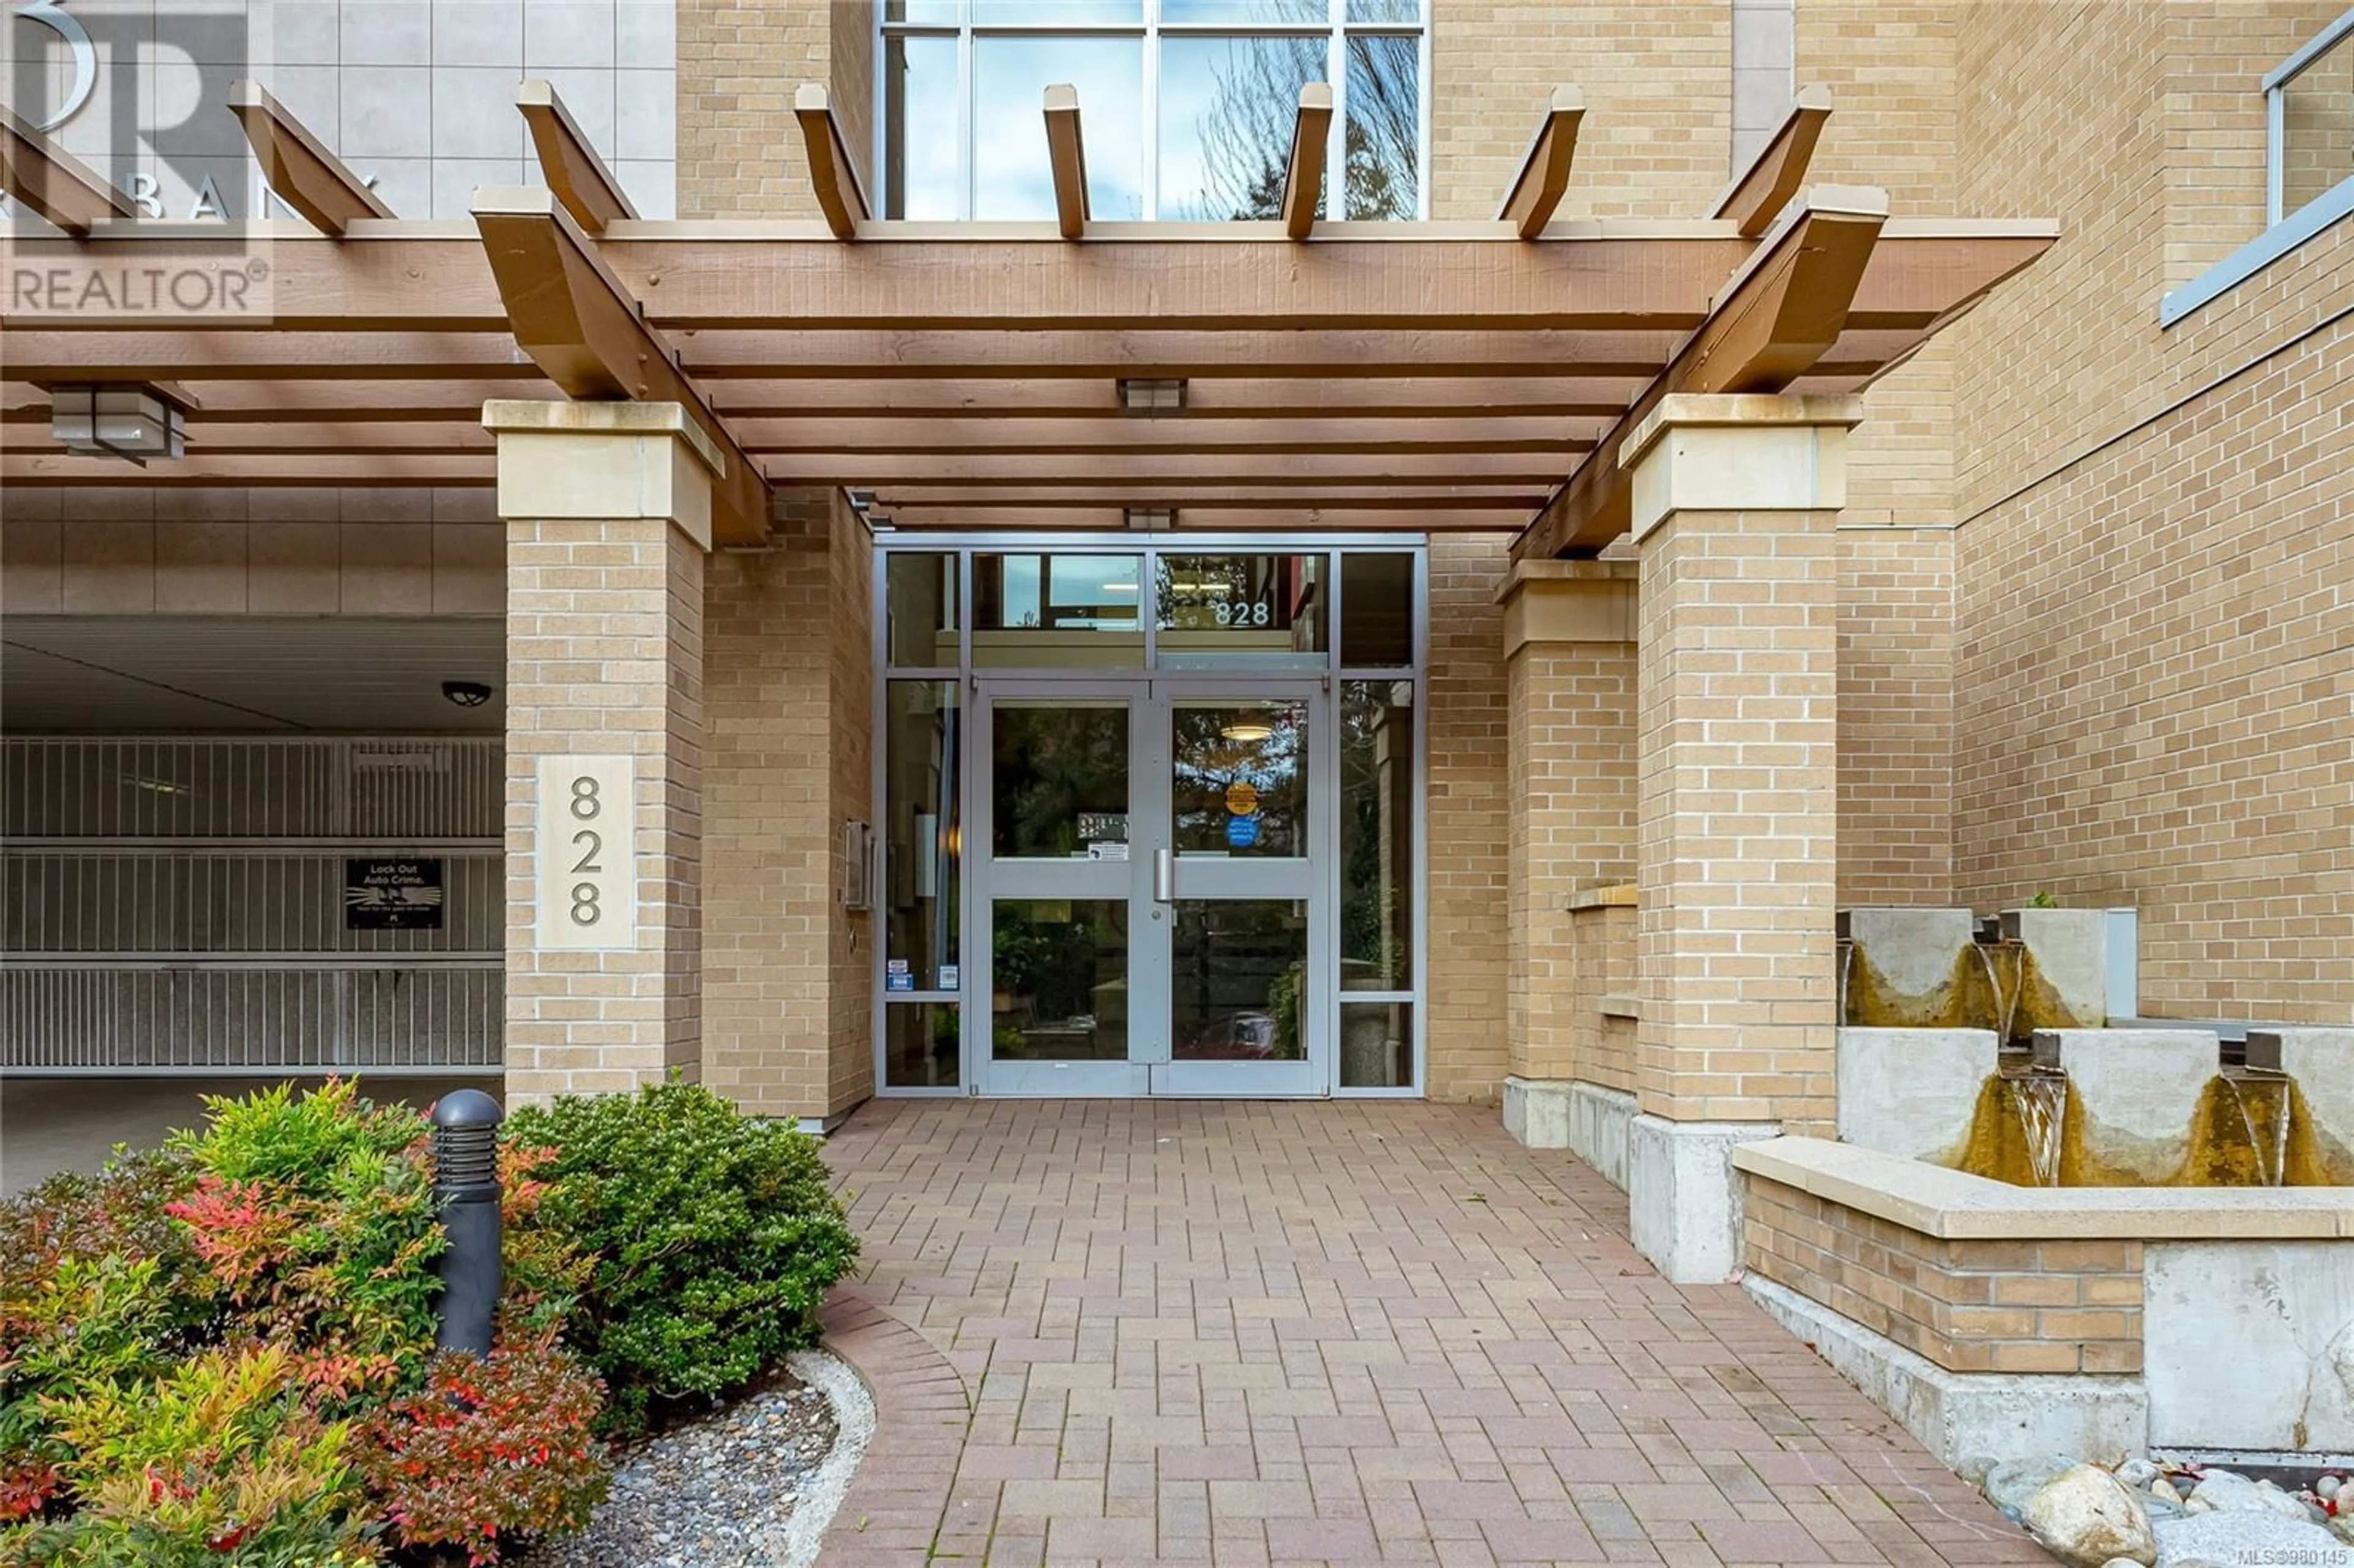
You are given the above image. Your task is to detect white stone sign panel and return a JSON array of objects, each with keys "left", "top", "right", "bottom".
[{"left": 535, "top": 753, "right": 638, "bottom": 950}]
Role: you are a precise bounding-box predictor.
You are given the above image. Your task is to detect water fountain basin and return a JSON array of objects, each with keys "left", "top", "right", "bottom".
[{"left": 1732, "top": 1135, "right": 2354, "bottom": 1468}]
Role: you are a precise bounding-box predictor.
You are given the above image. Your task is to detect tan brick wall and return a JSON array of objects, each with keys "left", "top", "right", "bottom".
[
  {"left": 1837, "top": 527, "right": 1954, "bottom": 907},
  {"left": 1430, "top": 1, "right": 1729, "bottom": 221},
  {"left": 1636, "top": 498, "right": 1839, "bottom": 1131},
  {"left": 1938, "top": 3, "right": 2354, "bottom": 1024},
  {"left": 1503, "top": 567, "right": 1637, "bottom": 1088},
  {"left": 503, "top": 512, "right": 705, "bottom": 1103},
  {"left": 1743, "top": 1176, "right": 2144, "bottom": 1374},
  {"left": 1567, "top": 903, "right": 1637, "bottom": 1094},
  {"left": 1425, "top": 536, "right": 1512, "bottom": 1100},
  {"left": 701, "top": 490, "right": 874, "bottom": 1119},
  {"left": 677, "top": 0, "right": 842, "bottom": 219}
]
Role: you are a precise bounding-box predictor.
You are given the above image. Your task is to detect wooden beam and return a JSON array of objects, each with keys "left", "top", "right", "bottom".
[
  {"left": 0, "top": 375, "right": 1628, "bottom": 424},
  {"left": 769, "top": 451, "right": 1576, "bottom": 485},
  {"left": 0, "top": 332, "right": 543, "bottom": 381},
  {"left": 880, "top": 505, "right": 1531, "bottom": 533},
  {"left": 1, "top": 452, "right": 486, "bottom": 485},
  {"left": 472, "top": 186, "right": 769, "bottom": 544},
  {"left": 1043, "top": 84, "right": 1089, "bottom": 240},
  {"left": 1712, "top": 85, "right": 1832, "bottom": 237},
  {"left": 1498, "top": 88, "right": 1584, "bottom": 240},
  {"left": 0, "top": 105, "right": 137, "bottom": 235},
  {"left": 870, "top": 483, "right": 1547, "bottom": 509},
  {"left": 730, "top": 415, "right": 1596, "bottom": 454},
  {"left": 679, "top": 330, "right": 1678, "bottom": 379},
  {"left": 794, "top": 84, "right": 870, "bottom": 239},
  {"left": 1282, "top": 83, "right": 1334, "bottom": 240},
  {"left": 1515, "top": 186, "right": 1891, "bottom": 560},
  {"left": 518, "top": 79, "right": 636, "bottom": 235},
  {"left": 227, "top": 80, "right": 394, "bottom": 235}
]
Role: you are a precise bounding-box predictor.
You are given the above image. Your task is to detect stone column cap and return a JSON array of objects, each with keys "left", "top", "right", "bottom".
[
  {"left": 483, "top": 398, "right": 723, "bottom": 548},
  {"left": 1498, "top": 558, "right": 1638, "bottom": 651},
  {"left": 482, "top": 398, "right": 726, "bottom": 479},
  {"left": 1621, "top": 393, "right": 1865, "bottom": 474}
]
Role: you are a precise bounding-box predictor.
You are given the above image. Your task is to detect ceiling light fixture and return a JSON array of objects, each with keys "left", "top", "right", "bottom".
[
  {"left": 49, "top": 382, "right": 189, "bottom": 465},
  {"left": 1124, "top": 506, "right": 1176, "bottom": 531},
  {"left": 1220, "top": 721, "right": 1276, "bottom": 744},
  {"left": 441, "top": 680, "right": 494, "bottom": 708},
  {"left": 1116, "top": 379, "right": 1187, "bottom": 416}
]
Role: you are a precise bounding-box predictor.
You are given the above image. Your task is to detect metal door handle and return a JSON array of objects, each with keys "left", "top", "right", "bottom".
[{"left": 1154, "top": 847, "right": 1175, "bottom": 903}]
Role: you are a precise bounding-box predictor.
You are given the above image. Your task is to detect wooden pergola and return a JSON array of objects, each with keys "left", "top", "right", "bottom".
[{"left": 1, "top": 81, "right": 2054, "bottom": 557}]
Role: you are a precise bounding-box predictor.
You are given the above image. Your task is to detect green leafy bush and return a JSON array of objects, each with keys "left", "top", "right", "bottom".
[
  {"left": 165, "top": 1081, "right": 445, "bottom": 1403},
  {"left": 7, "top": 1343, "right": 379, "bottom": 1566},
  {"left": 359, "top": 1337, "right": 608, "bottom": 1565},
  {"left": 1, "top": 1150, "right": 206, "bottom": 1523},
  {"left": 506, "top": 1081, "right": 860, "bottom": 1432}
]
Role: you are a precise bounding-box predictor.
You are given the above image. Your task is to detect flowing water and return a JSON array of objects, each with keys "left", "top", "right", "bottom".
[
  {"left": 2008, "top": 1075, "right": 2069, "bottom": 1187},
  {"left": 2226, "top": 1075, "right": 2294, "bottom": 1188}
]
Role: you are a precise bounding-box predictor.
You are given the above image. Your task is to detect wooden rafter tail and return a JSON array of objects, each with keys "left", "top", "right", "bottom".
[
  {"left": 227, "top": 80, "right": 393, "bottom": 235},
  {"left": 1712, "top": 84, "right": 1832, "bottom": 237},
  {"left": 1043, "top": 84, "right": 1089, "bottom": 241},
  {"left": 0, "top": 104, "right": 137, "bottom": 236},
  {"left": 1498, "top": 86, "right": 1585, "bottom": 240},
  {"left": 471, "top": 185, "right": 771, "bottom": 545},
  {"left": 794, "top": 84, "right": 870, "bottom": 240},
  {"left": 1514, "top": 184, "right": 1889, "bottom": 561},
  {"left": 1282, "top": 83, "right": 1335, "bottom": 241},
  {"left": 517, "top": 80, "right": 636, "bottom": 235}
]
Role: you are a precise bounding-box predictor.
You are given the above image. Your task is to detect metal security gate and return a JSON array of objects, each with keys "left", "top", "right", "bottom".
[{"left": 2, "top": 737, "right": 503, "bottom": 1075}]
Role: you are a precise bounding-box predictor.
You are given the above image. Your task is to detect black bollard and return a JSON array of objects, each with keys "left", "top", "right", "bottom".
[{"left": 430, "top": 1088, "right": 503, "bottom": 1357}]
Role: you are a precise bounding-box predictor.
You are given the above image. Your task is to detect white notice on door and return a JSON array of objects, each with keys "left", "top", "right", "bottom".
[
  {"left": 1088, "top": 842, "right": 1130, "bottom": 862},
  {"left": 535, "top": 755, "right": 639, "bottom": 950}
]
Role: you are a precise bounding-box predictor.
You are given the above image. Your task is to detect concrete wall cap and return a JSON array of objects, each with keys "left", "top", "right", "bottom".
[
  {"left": 1621, "top": 392, "right": 1866, "bottom": 474},
  {"left": 482, "top": 399, "right": 727, "bottom": 479},
  {"left": 1732, "top": 1135, "right": 2354, "bottom": 1240}
]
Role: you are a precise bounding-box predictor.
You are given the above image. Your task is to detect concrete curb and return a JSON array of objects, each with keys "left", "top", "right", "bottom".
[{"left": 773, "top": 1346, "right": 876, "bottom": 1568}]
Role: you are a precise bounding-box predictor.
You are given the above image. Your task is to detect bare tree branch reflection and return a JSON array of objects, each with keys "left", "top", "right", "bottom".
[{"left": 1187, "top": 23, "right": 1419, "bottom": 221}]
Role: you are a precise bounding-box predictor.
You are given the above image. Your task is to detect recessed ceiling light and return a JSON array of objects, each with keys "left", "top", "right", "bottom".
[{"left": 1116, "top": 379, "right": 1187, "bottom": 416}]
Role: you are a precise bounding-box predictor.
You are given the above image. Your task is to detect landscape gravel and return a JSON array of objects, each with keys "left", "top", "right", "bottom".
[{"left": 517, "top": 1369, "right": 840, "bottom": 1568}]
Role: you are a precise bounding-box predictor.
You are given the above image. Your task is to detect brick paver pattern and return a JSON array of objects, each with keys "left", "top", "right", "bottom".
[{"left": 818, "top": 1100, "right": 2052, "bottom": 1567}]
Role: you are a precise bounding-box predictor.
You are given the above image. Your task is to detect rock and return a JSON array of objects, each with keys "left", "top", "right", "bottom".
[
  {"left": 2333, "top": 1510, "right": 2354, "bottom": 1547},
  {"left": 2139, "top": 1486, "right": 2185, "bottom": 1523},
  {"left": 2318, "top": 1474, "right": 2341, "bottom": 1499},
  {"left": 2155, "top": 1510, "right": 2351, "bottom": 1568},
  {"left": 2021, "top": 1464, "right": 2158, "bottom": 1567},
  {"left": 1987, "top": 1452, "right": 2080, "bottom": 1521},
  {"left": 2185, "top": 1473, "right": 2311, "bottom": 1520},
  {"left": 2116, "top": 1458, "right": 2161, "bottom": 1488},
  {"left": 1958, "top": 1453, "right": 1999, "bottom": 1488}
]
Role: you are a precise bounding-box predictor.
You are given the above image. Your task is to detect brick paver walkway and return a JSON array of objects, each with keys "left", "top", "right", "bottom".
[{"left": 815, "top": 1100, "right": 2051, "bottom": 1567}]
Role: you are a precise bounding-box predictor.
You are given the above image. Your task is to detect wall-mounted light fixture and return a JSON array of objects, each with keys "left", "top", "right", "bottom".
[
  {"left": 1116, "top": 378, "right": 1186, "bottom": 415},
  {"left": 441, "top": 680, "right": 493, "bottom": 709},
  {"left": 49, "top": 382, "right": 189, "bottom": 465}
]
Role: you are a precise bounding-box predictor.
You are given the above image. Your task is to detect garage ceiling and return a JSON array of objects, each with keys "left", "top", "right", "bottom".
[{"left": 1, "top": 617, "right": 505, "bottom": 733}]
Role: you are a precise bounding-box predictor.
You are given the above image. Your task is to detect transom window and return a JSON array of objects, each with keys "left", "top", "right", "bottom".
[
  {"left": 877, "top": 1, "right": 1429, "bottom": 221},
  {"left": 2266, "top": 7, "right": 2354, "bottom": 228}
]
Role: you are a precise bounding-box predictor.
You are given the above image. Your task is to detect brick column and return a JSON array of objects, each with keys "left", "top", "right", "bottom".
[
  {"left": 487, "top": 401, "right": 714, "bottom": 1104},
  {"left": 1500, "top": 561, "right": 1637, "bottom": 1160},
  {"left": 1625, "top": 394, "right": 1860, "bottom": 1282}
]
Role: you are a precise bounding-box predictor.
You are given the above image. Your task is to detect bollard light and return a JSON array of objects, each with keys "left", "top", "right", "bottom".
[{"left": 429, "top": 1088, "right": 503, "bottom": 1357}]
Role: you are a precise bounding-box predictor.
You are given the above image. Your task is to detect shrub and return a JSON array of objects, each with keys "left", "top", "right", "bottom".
[
  {"left": 4, "top": 1343, "right": 379, "bottom": 1567},
  {"left": 490, "top": 1141, "right": 594, "bottom": 1341},
  {"left": 506, "top": 1081, "right": 860, "bottom": 1432},
  {"left": 1, "top": 1150, "right": 206, "bottom": 1523},
  {"left": 359, "top": 1337, "right": 608, "bottom": 1565},
  {"left": 165, "top": 1081, "right": 444, "bottom": 1402}
]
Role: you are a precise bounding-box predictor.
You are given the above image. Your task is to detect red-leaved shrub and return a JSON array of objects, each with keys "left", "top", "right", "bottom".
[{"left": 359, "top": 1337, "right": 609, "bottom": 1566}]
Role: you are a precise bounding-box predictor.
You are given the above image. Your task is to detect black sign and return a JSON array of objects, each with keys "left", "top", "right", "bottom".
[{"left": 345, "top": 858, "right": 445, "bottom": 931}]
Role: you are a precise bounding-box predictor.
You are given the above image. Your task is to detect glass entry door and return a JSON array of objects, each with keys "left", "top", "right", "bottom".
[{"left": 973, "top": 679, "right": 1328, "bottom": 1097}]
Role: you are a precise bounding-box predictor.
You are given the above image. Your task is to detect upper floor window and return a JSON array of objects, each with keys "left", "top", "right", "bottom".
[
  {"left": 878, "top": 1, "right": 1428, "bottom": 221},
  {"left": 2267, "top": 9, "right": 2354, "bottom": 227}
]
